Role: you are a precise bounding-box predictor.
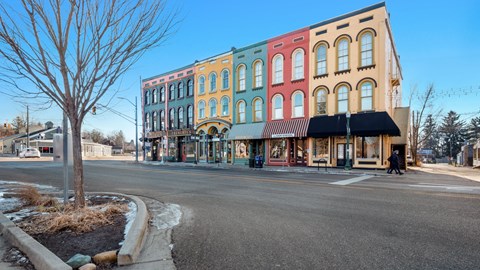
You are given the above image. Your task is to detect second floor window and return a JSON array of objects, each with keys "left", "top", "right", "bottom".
[
  {"left": 144, "top": 91, "right": 150, "bottom": 105},
  {"left": 315, "top": 88, "right": 327, "bottom": 115},
  {"left": 253, "top": 98, "right": 262, "bottom": 122},
  {"left": 187, "top": 105, "right": 193, "bottom": 128},
  {"left": 159, "top": 87, "right": 165, "bottom": 102},
  {"left": 361, "top": 82, "right": 373, "bottom": 111},
  {"left": 273, "top": 95, "right": 283, "bottom": 119},
  {"left": 178, "top": 107, "right": 184, "bottom": 128},
  {"left": 187, "top": 79, "right": 193, "bottom": 96},
  {"left": 292, "top": 91, "right": 304, "bottom": 117},
  {"left": 169, "top": 109, "right": 175, "bottom": 129},
  {"left": 198, "top": 101, "right": 205, "bottom": 119},
  {"left": 237, "top": 101, "right": 246, "bottom": 123},
  {"left": 337, "top": 85, "right": 349, "bottom": 113},
  {"left": 221, "top": 96, "right": 229, "bottom": 116},
  {"left": 209, "top": 99, "right": 217, "bottom": 117}
]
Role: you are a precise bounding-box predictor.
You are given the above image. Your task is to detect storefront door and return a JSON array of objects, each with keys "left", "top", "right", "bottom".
[
  {"left": 337, "top": 143, "right": 352, "bottom": 167},
  {"left": 296, "top": 138, "right": 307, "bottom": 166}
]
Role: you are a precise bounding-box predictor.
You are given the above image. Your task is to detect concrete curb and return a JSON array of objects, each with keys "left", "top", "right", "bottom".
[
  {"left": 89, "top": 192, "right": 149, "bottom": 266},
  {"left": 1, "top": 192, "right": 149, "bottom": 269}
]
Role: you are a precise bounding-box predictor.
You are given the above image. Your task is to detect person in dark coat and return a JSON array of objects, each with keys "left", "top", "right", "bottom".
[{"left": 387, "top": 150, "right": 403, "bottom": 175}]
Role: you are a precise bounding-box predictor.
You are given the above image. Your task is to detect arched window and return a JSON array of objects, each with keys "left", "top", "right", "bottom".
[
  {"left": 315, "top": 88, "right": 328, "bottom": 115},
  {"left": 159, "top": 87, "right": 165, "bottom": 102},
  {"left": 152, "top": 89, "right": 158, "bottom": 103},
  {"left": 169, "top": 108, "right": 175, "bottom": 129},
  {"left": 221, "top": 96, "right": 229, "bottom": 116},
  {"left": 209, "top": 98, "right": 217, "bottom": 117},
  {"left": 209, "top": 72, "right": 217, "bottom": 92},
  {"left": 198, "top": 100, "right": 205, "bottom": 119},
  {"left": 144, "top": 91, "right": 150, "bottom": 105},
  {"left": 337, "top": 38, "right": 349, "bottom": 71},
  {"left": 292, "top": 91, "right": 304, "bottom": 117},
  {"left": 316, "top": 44, "right": 327, "bottom": 75},
  {"left": 273, "top": 55, "right": 283, "bottom": 84},
  {"left": 187, "top": 105, "right": 193, "bottom": 128},
  {"left": 253, "top": 98, "right": 263, "bottom": 122},
  {"left": 178, "top": 82, "right": 184, "bottom": 99},
  {"left": 178, "top": 107, "right": 184, "bottom": 128},
  {"left": 152, "top": 111, "right": 157, "bottom": 131},
  {"left": 187, "top": 79, "right": 193, "bottom": 96},
  {"left": 160, "top": 110, "right": 165, "bottom": 131},
  {"left": 293, "top": 50, "right": 304, "bottom": 80},
  {"left": 360, "top": 32, "right": 373, "bottom": 66},
  {"left": 145, "top": 113, "right": 150, "bottom": 130},
  {"left": 273, "top": 95, "right": 283, "bottom": 119},
  {"left": 169, "top": 84, "right": 175, "bottom": 100},
  {"left": 198, "top": 76, "right": 205, "bottom": 94},
  {"left": 237, "top": 65, "right": 246, "bottom": 91},
  {"left": 360, "top": 81, "right": 373, "bottom": 111},
  {"left": 337, "top": 85, "right": 349, "bottom": 113},
  {"left": 253, "top": 61, "right": 262, "bottom": 88},
  {"left": 237, "top": 100, "right": 246, "bottom": 123},
  {"left": 222, "top": 70, "right": 229, "bottom": 89}
]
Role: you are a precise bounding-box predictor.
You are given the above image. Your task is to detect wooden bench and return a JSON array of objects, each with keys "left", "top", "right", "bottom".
[{"left": 313, "top": 159, "right": 328, "bottom": 171}]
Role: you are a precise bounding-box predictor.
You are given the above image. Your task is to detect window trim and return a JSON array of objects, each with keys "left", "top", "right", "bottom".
[
  {"left": 237, "top": 64, "right": 246, "bottom": 92},
  {"left": 272, "top": 94, "right": 284, "bottom": 120},
  {"left": 359, "top": 31, "right": 374, "bottom": 67},
  {"left": 178, "top": 82, "right": 184, "bottom": 99},
  {"left": 272, "top": 54, "right": 284, "bottom": 84},
  {"left": 187, "top": 79, "right": 194, "bottom": 96},
  {"left": 236, "top": 100, "right": 246, "bottom": 123},
  {"left": 336, "top": 84, "right": 350, "bottom": 113},
  {"left": 252, "top": 97, "right": 263, "bottom": 122},
  {"left": 198, "top": 75, "right": 206, "bottom": 95},
  {"left": 292, "top": 49, "right": 305, "bottom": 81},
  {"left": 177, "top": 107, "right": 184, "bottom": 129},
  {"left": 198, "top": 100, "right": 206, "bottom": 119},
  {"left": 144, "top": 90, "right": 150, "bottom": 105},
  {"left": 252, "top": 60, "right": 263, "bottom": 88},
  {"left": 209, "top": 98, "right": 218, "bottom": 118},
  {"left": 291, "top": 90, "right": 305, "bottom": 118},
  {"left": 314, "top": 87, "right": 328, "bottom": 116},
  {"left": 209, "top": 72, "right": 217, "bottom": 93},
  {"left": 220, "top": 96, "right": 230, "bottom": 116},
  {"left": 336, "top": 37, "right": 350, "bottom": 72},
  {"left": 221, "top": 69, "right": 230, "bottom": 90},
  {"left": 169, "top": 84, "right": 175, "bottom": 101},
  {"left": 359, "top": 80, "right": 374, "bottom": 111},
  {"left": 315, "top": 43, "right": 328, "bottom": 76}
]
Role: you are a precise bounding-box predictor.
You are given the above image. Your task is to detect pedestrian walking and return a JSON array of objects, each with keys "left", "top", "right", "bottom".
[{"left": 387, "top": 150, "right": 403, "bottom": 175}]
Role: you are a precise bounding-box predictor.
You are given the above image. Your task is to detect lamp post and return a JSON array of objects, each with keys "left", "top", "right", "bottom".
[
  {"left": 345, "top": 111, "right": 351, "bottom": 170},
  {"left": 118, "top": 97, "right": 139, "bottom": 163}
]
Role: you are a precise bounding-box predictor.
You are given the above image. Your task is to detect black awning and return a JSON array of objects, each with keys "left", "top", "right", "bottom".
[{"left": 307, "top": 111, "right": 401, "bottom": 137}]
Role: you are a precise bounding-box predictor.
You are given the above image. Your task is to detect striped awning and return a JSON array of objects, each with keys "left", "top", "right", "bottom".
[
  {"left": 227, "top": 122, "right": 266, "bottom": 140},
  {"left": 262, "top": 118, "right": 310, "bottom": 139}
]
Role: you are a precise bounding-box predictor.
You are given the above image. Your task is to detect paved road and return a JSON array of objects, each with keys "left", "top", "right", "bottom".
[{"left": 0, "top": 160, "right": 479, "bottom": 270}]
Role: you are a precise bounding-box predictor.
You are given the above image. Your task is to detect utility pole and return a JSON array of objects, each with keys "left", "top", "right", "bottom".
[
  {"left": 26, "top": 106, "right": 30, "bottom": 148},
  {"left": 135, "top": 96, "right": 139, "bottom": 163}
]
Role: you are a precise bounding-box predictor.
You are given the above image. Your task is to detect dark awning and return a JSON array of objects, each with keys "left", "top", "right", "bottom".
[{"left": 307, "top": 111, "right": 401, "bottom": 137}]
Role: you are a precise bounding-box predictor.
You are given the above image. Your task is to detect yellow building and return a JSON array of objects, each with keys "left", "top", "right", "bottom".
[
  {"left": 306, "top": 2, "right": 408, "bottom": 169},
  {"left": 194, "top": 51, "right": 233, "bottom": 163}
]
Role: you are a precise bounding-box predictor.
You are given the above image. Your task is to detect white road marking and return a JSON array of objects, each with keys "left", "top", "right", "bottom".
[
  {"left": 330, "top": 175, "right": 374, "bottom": 186},
  {"left": 409, "top": 184, "right": 480, "bottom": 191}
]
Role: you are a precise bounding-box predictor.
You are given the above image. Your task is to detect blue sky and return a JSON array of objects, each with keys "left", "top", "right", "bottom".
[{"left": 1, "top": 0, "right": 479, "bottom": 141}]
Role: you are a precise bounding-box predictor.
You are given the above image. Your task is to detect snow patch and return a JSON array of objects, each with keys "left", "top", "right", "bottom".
[
  {"left": 151, "top": 204, "right": 182, "bottom": 230},
  {"left": 120, "top": 200, "right": 137, "bottom": 246}
]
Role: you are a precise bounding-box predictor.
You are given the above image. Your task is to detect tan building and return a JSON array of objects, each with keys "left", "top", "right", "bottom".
[
  {"left": 194, "top": 51, "right": 233, "bottom": 163},
  {"left": 306, "top": 2, "right": 408, "bottom": 169}
]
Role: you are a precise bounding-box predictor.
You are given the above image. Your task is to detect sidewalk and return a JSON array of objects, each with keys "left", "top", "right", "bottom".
[{"left": 409, "top": 163, "right": 480, "bottom": 183}]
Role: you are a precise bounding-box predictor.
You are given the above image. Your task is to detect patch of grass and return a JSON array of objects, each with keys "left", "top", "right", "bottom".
[{"left": 18, "top": 186, "right": 59, "bottom": 208}]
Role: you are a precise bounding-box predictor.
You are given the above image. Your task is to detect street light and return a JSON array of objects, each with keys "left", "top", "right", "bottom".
[
  {"left": 118, "top": 97, "right": 139, "bottom": 163},
  {"left": 345, "top": 111, "right": 351, "bottom": 170}
]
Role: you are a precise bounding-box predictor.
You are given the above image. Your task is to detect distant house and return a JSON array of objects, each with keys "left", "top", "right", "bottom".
[
  {"left": 112, "top": 146, "right": 123, "bottom": 155},
  {"left": 0, "top": 133, "right": 23, "bottom": 154},
  {"left": 473, "top": 139, "right": 480, "bottom": 168}
]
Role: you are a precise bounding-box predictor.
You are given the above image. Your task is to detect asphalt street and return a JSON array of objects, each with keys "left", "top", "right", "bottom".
[{"left": 0, "top": 160, "right": 479, "bottom": 270}]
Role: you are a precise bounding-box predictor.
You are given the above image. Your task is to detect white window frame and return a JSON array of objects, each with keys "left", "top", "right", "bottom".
[
  {"left": 316, "top": 44, "right": 327, "bottom": 75},
  {"left": 238, "top": 65, "right": 246, "bottom": 91},
  {"left": 292, "top": 49, "right": 304, "bottom": 80},
  {"left": 253, "top": 60, "right": 263, "bottom": 88},
  {"left": 272, "top": 54, "right": 284, "bottom": 84},
  {"left": 272, "top": 95, "right": 284, "bottom": 120},
  {"left": 292, "top": 91, "right": 304, "bottom": 117}
]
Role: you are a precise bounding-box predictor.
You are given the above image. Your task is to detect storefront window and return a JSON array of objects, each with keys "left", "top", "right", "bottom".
[
  {"left": 356, "top": 136, "right": 379, "bottom": 159},
  {"left": 313, "top": 138, "right": 328, "bottom": 159},
  {"left": 235, "top": 141, "right": 249, "bottom": 159},
  {"left": 270, "top": 139, "right": 285, "bottom": 159}
]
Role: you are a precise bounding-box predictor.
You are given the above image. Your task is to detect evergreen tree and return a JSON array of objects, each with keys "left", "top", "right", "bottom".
[
  {"left": 421, "top": 114, "right": 440, "bottom": 156},
  {"left": 439, "top": 111, "right": 466, "bottom": 158},
  {"left": 465, "top": 116, "right": 480, "bottom": 143}
]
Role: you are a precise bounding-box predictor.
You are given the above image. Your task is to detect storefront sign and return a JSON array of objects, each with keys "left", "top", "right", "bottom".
[
  {"left": 272, "top": 133, "right": 295, "bottom": 138},
  {"left": 212, "top": 138, "right": 220, "bottom": 142},
  {"left": 169, "top": 129, "right": 194, "bottom": 136}
]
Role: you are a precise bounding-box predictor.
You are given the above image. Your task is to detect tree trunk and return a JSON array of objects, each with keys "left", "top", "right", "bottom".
[{"left": 70, "top": 117, "right": 86, "bottom": 208}]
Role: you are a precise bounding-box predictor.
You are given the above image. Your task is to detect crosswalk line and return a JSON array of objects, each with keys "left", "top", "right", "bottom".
[{"left": 330, "top": 175, "right": 374, "bottom": 186}]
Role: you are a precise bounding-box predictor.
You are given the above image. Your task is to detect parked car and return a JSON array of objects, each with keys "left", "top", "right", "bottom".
[
  {"left": 19, "top": 148, "right": 41, "bottom": 158},
  {"left": 406, "top": 155, "right": 414, "bottom": 166}
]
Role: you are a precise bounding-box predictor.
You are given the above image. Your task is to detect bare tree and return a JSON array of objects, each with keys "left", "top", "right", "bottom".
[
  {"left": 0, "top": 0, "right": 177, "bottom": 208},
  {"left": 408, "top": 84, "right": 441, "bottom": 165}
]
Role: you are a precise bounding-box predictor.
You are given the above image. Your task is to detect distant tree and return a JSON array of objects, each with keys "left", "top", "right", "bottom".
[
  {"left": 112, "top": 130, "right": 126, "bottom": 147},
  {"left": 90, "top": 129, "right": 105, "bottom": 144},
  {"left": 11, "top": 115, "right": 27, "bottom": 134},
  {"left": 465, "top": 116, "right": 480, "bottom": 143},
  {"left": 0, "top": 0, "right": 177, "bottom": 208},
  {"left": 421, "top": 114, "right": 440, "bottom": 157},
  {"left": 439, "top": 111, "right": 466, "bottom": 159}
]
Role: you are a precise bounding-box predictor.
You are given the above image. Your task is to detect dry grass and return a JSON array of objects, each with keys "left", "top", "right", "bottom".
[{"left": 16, "top": 187, "right": 129, "bottom": 235}]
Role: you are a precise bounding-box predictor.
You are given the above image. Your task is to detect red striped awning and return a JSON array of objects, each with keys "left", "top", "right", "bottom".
[{"left": 262, "top": 118, "right": 310, "bottom": 138}]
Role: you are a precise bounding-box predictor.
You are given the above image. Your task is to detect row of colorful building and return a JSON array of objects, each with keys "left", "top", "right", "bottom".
[{"left": 141, "top": 2, "right": 409, "bottom": 169}]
